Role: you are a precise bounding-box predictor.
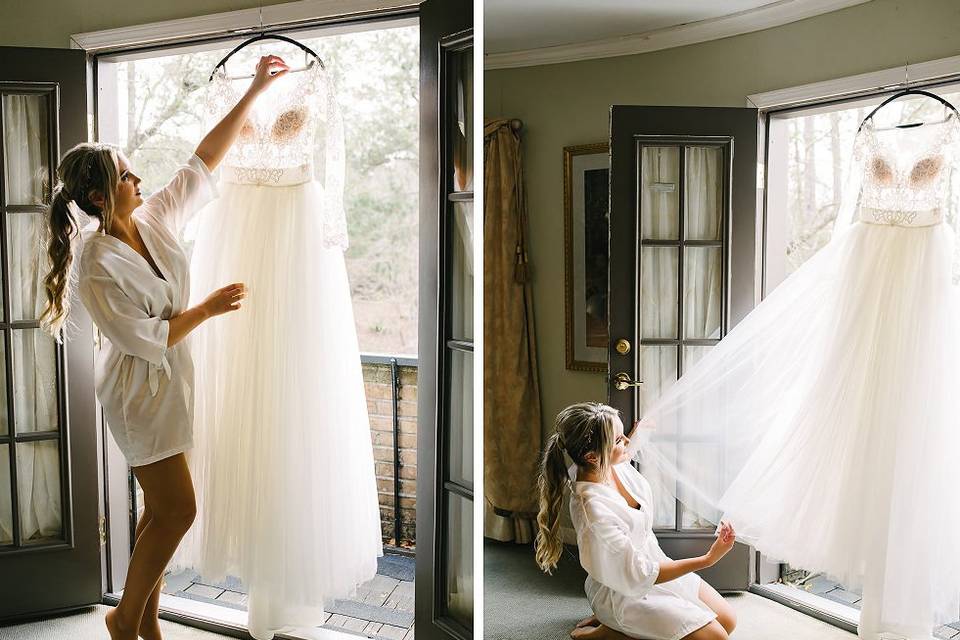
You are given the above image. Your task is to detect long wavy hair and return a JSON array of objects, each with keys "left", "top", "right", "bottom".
[
  {"left": 39, "top": 142, "right": 121, "bottom": 342},
  {"left": 535, "top": 402, "right": 619, "bottom": 574}
]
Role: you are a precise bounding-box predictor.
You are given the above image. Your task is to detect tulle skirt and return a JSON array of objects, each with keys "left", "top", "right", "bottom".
[
  {"left": 172, "top": 178, "right": 383, "bottom": 640},
  {"left": 635, "top": 219, "right": 960, "bottom": 639}
]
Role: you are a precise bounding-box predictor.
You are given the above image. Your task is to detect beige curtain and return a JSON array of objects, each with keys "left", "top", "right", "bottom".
[{"left": 483, "top": 119, "right": 541, "bottom": 543}]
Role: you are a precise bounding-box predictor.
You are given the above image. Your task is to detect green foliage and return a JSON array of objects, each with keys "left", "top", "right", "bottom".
[{"left": 116, "top": 26, "right": 419, "bottom": 356}]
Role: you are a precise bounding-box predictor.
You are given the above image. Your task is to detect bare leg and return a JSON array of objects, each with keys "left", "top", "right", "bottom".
[
  {"left": 697, "top": 580, "right": 737, "bottom": 635},
  {"left": 133, "top": 505, "right": 164, "bottom": 640},
  {"left": 106, "top": 455, "right": 196, "bottom": 640},
  {"left": 681, "top": 621, "right": 729, "bottom": 640}
]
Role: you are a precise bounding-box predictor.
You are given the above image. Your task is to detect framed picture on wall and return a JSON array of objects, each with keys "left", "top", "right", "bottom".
[{"left": 563, "top": 142, "right": 609, "bottom": 372}]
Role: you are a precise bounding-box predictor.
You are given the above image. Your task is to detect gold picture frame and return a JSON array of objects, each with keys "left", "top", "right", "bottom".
[{"left": 563, "top": 142, "right": 609, "bottom": 372}]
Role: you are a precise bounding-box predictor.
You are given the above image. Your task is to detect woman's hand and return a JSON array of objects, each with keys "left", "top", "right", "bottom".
[
  {"left": 705, "top": 522, "right": 736, "bottom": 566},
  {"left": 195, "top": 55, "right": 288, "bottom": 170},
  {"left": 247, "top": 55, "right": 290, "bottom": 97},
  {"left": 201, "top": 283, "right": 247, "bottom": 318}
]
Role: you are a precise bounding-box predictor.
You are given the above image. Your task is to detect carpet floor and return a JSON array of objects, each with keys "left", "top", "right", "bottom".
[{"left": 483, "top": 540, "right": 854, "bottom": 640}]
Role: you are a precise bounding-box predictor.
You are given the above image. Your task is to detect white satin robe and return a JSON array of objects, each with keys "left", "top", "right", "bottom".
[
  {"left": 78, "top": 153, "right": 218, "bottom": 467},
  {"left": 569, "top": 461, "right": 717, "bottom": 640}
]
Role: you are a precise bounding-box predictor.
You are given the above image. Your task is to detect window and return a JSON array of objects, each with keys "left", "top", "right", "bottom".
[
  {"left": 102, "top": 23, "right": 420, "bottom": 356},
  {"left": 764, "top": 84, "right": 960, "bottom": 294}
]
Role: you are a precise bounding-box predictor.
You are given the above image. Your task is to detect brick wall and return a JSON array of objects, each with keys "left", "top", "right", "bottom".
[{"left": 363, "top": 362, "right": 417, "bottom": 549}]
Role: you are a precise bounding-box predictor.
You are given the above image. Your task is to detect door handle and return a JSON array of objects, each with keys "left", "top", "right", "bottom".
[{"left": 613, "top": 372, "right": 643, "bottom": 391}]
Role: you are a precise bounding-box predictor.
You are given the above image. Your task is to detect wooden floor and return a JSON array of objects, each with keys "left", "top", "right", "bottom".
[{"left": 162, "top": 553, "right": 415, "bottom": 640}]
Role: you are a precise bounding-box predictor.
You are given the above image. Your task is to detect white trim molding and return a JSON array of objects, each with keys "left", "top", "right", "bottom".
[
  {"left": 483, "top": 0, "right": 871, "bottom": 70},
  {"left": 747, "top": 54, "right": 960, "bottom": 111},
  {"left": 71, "top": 0, "right": 420, "bottom": 53}
]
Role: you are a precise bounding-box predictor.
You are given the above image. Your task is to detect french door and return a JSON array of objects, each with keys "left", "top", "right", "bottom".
[
  {"left": 416, "top": 0, "right": 474, "bottom": 638},
  {"left": 606, "top": 105, "right": 758, "bottom": 590},
  {"left": 0, "top": 46, "right": 102, "bottom": 620}
]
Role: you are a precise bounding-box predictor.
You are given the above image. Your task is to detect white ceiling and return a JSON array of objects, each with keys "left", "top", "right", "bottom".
[
  {"left": 484, "top": 0, "right": 873, "bottom": 61},
  {"left": 485, "top": 0, "right": 789, "bottom": 53}
]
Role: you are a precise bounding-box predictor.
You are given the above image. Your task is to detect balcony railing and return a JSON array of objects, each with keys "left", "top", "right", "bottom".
[{"left": 129, "top": 353, "right": 419, "bottom": 553}]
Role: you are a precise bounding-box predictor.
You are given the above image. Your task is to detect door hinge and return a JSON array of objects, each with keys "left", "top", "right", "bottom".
[{"left": 99, "top": 515, "right": 106, "bottom": 547}]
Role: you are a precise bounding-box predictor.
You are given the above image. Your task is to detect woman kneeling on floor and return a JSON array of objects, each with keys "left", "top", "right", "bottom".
[{"left": 536, "top": 402, "right": 738, "bottom": 640}]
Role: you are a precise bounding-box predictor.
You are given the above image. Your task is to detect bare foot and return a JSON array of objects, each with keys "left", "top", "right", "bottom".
[
  {"left": 138, "top": 620, "right": 163, "bottom": 640},
  {"left": 571, "top": 625, "right": 601, "bottom": 639},
  {"left": 105, "top": 608, "right": 138, "bottom": 640},
  {"left": 576, "top": 615, "right": 600, "bottom": 629},
  {"left": 571, "top": 623, "right": 630, "bottom": 640}
]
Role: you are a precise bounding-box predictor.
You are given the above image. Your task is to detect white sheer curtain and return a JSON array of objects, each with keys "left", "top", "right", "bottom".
[
  {"left": 0, "top": 93, "right": 62, "bottom": 544},
  {"left": 638, "top": 145, "right": 723, "bottom": 529}
]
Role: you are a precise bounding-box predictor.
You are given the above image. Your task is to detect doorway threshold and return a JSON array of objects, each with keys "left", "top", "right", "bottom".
[
  {"left": 749, "top": 582, "right": 859, "bottom": 634},
  {"left": 102, "top": 592, "right": 359, "bottom": 640}
]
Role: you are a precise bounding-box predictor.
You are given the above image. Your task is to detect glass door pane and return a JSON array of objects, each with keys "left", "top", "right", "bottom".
[
  {"left": 8, "top": 212, "right": 49, "bottom": 321},
  {"left": 450, "top": 49, "right": 473, "bottom": 193},
  {"left": 640, "top": 146, "right": 680, "bottom": 239},
  {"left": 3, "top": 94, "right": 50, "bottom": 206},
  {"left": 450, "top": 202, "right": 474, "bottom": 341},
  {"left": 684, "top": 146, "right": 722, "bottom": 241},
  {"left": 640, "top": 248, "right": 679, "bottom": 339},
  {"left": 444, "top": 492, "right": 473, "bottom": 627},
  {"left": 446, "top": 349, "right": 472, "bottom": 489},
  {"left": 0, "top": 443, "right": 10, "bottom": 544},
  {"left": 16, "top": 440, "right": 61, "bottom": 543},
  {"left": 12, "top": 329, "right": 59, "bottom": 434}
]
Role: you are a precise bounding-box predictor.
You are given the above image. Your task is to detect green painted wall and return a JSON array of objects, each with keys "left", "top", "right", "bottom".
[
  {"left": 0, "top": 1, "right": 295, "bottom": 49},
  {"left": 484, "top": 0, "right": 960, "bottom": 445}
]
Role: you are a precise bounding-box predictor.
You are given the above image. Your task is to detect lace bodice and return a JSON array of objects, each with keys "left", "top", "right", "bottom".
[
  {"left": 204, "top": 59, "right": 348, "bottom": 249},
  {"left": 832, "top": 103, "right": 960, "bottom": 283},
  {"left": 853, "top": 111, "right": 960, "bottom": 227}
]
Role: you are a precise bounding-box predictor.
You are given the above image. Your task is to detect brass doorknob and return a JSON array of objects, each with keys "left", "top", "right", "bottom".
[
  {"left": 615, "top": 338, "right": 631, "bottom": 355},
  {"left": 613, "top": 372, "right": 643, "bottom": 391}
]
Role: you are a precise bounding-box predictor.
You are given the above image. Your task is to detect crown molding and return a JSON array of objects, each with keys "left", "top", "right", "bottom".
[
  {"left": 70, "top": 0, "right": 420, "bottom": 52},
  {"left": 747, "top": 53, "right": 960, "bottom": 110},
  {"left": 484, "top": 0, "right": 872, "bottom": 70}
]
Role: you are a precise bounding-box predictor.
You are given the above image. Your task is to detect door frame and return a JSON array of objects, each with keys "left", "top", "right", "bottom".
[
  {"left": 77, "top": 8, "right": 423, "bottom": 640},
  {"left": 415, "top": 0, "right": 473, "bottom": 638},
  {"left": 0, "top": 45, "right": 101, "bottom": 622}
]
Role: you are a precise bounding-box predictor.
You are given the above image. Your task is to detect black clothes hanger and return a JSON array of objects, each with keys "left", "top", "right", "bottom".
[
  {"left": 857, "top": 88, "right": 960, "bottom": 133},
  {"left": 208, "top": 32, "right": 325, "bottom": 82}
]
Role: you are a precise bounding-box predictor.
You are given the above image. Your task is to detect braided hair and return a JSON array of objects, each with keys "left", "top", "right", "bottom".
[
  {"left": 39, "top": 142, "right": 121, "bottom": 342},
  {"left": 535, "top": 402, "right": 619, "bottom": 574}
]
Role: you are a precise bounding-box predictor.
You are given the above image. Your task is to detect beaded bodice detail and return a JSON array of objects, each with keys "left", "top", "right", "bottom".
[
  {"left": 204, "top": 60, "right": 348, "bottom": 249},
  {"left": 855, "top": 112, "right": 960, "bottom": 227},
  {"left": 206, "top": 61, "right": 324, "bottom": 180}
]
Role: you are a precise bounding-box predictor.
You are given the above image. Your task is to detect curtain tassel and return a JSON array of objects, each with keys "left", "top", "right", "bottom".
[{"left": 514, "top": 243, "right": 529, "bottom": 283}]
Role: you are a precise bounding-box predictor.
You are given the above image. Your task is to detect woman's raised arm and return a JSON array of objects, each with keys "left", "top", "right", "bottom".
[{"left": 194, "top": 54, "right": 289, "bottom": 172}]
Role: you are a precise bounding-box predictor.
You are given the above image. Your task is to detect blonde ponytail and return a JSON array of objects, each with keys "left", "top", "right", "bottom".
[
  {"left": 39, "top": 142, "right": 120, "bottom": 342},
  {"left": 535, "top": 432, "right": 568, "bottom": 573},
  {"left": 534, "top": 402, "right": 620, "bottom": 574}
]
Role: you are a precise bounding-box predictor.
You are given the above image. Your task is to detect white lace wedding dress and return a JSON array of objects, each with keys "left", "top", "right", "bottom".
[
  {"left": 171, "top": 60, "right": 382, "bottom": 640},
  {"left": 632, "top": 104, "right": 960, "bottom": 639}
]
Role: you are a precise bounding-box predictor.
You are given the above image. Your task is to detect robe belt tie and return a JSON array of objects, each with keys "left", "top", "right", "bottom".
[{"left": 147, "top": 353, "right": 172, "bottom": 396}]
